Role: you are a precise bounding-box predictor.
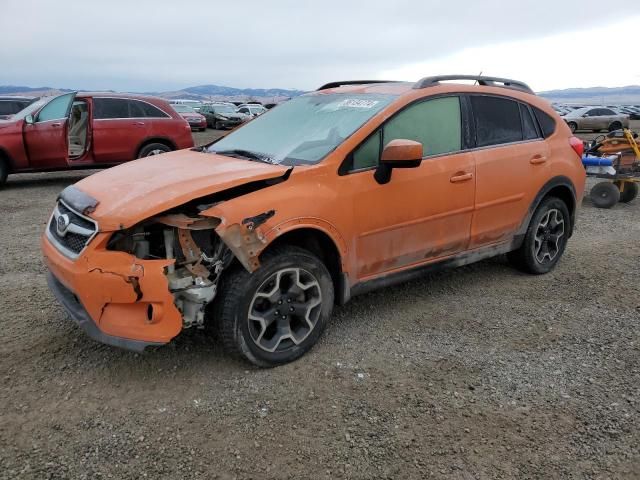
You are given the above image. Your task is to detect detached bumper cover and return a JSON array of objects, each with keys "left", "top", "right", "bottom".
[{"left": 47, "top": 271, "right": 164, "bottom": 353}]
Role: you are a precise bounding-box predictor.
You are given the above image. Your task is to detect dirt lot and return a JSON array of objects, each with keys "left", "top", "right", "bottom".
[{"left": 1, "top": 126, "right": 639, "bottom": 479}]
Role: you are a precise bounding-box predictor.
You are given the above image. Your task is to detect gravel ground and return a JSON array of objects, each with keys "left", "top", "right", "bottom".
[{"left": 0, "top": 127, "right": 639, "bottom": 479}]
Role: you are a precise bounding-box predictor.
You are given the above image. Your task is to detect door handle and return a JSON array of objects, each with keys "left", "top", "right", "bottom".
[
  {"left": 133, "top": 121, "right": 145, "bottom": 126},
  {"left": 450, "top": 172, "right": 473, "bottom": 183},
  {"left": 51, "top": 122, "right": 61, "bottom": 127},
  {"left": 529, "top": 154, "right": 547, "bottom": 165}
]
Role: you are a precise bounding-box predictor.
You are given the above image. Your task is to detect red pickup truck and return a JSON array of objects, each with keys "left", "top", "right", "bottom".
[{"left": 0, "top": 92, "right": 194, "bottom": 186}]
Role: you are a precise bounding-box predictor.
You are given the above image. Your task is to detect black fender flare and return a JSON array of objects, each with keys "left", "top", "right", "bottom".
[{"left": 512, "top": 175, "right": 578, "bottom": 249}]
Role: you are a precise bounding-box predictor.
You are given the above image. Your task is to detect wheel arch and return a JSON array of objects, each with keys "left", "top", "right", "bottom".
[
  {"left": 0, "top": 147, "right": 15, "bottom": 173},
  {"left": 135, "top": 137, "right": 177, "bottom": 158},
  {"left": 260, "top": 224, "right": 349, "bottom": 305},
  {"left": 514, "top": 176, "right": 578, "bottom": 247}
]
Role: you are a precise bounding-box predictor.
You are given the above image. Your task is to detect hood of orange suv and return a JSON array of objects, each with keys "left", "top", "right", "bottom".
[{"left": 71, "top": 149, "right": 289, "bottom": 231}]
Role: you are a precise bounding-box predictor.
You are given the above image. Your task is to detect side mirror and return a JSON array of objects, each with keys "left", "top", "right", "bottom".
[
  {"left": 374, "top": 139, "right": 423, "bottom": 184},
  {"left": 25, "top": 114, "right": 34, "bottom": 125}
]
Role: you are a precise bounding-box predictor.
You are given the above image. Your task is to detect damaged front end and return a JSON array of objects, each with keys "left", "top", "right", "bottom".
[
  {"left": 107, "top": 214, "right": 237, "bottom": 330},
  {"left": 44, "top": 177, "right": 284, "bottom": 350}
]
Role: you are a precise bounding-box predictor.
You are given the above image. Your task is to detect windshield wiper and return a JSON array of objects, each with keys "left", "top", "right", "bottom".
[{"left": 212, "top": 149, "right": 276, "bottom": 164}]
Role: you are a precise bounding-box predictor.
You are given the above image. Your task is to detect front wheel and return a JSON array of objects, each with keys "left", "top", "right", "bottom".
[
  {"left": 567, "top": 122, "right": 577, "bottom": 133},
  {"left": 138, "top": 143, "right": 172, "bottom": 158},
  {"left": 213, "top": 246, "right": 334, "bottom": 367},
  {"left": 507, "top": 196, "right": 570, "bottom": 274},
  {"left": 0, "top": 159, "right": 8, "bottom": 187}
]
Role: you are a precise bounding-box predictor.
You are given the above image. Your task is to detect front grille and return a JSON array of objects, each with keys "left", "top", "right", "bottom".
[{"left": 47, "top": 201, "right": 98, "bottom": 258}]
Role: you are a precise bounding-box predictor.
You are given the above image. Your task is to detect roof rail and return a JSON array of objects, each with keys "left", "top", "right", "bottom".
[
  {"left": 317, "top": 80, "right": 399, "bottom": 91},
  {"left": 413, "top": 75, "right": 534, "bottom": 94}
]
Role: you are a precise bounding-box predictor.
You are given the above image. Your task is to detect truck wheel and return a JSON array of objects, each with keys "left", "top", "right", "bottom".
[
  {"left": 507, "top": 196, "right": 570, "bottom": 275},
  {"left": 138, "top": 143, "right": 172, "bottom": 158},
  {"left": 213, "top": 246, "right": 334, "bottom": 367},
  {"left": 590, "top": 181, "right": 620, "bottom": 208},
  {"left": 568, "top": 122, "right": 577, "bottom": 133},
  {"left": 608, "top": 121, "right": 622, "bottom": 132},
  {"left": 616, "top": 181, "right": 638, "bottom": 203}
]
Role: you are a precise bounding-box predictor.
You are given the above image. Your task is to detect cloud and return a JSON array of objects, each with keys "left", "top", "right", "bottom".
[{"left": 0, "top": 0, "right": 631, "bottom": 91}]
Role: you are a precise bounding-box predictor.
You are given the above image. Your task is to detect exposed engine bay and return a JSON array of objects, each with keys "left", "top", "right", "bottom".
[{"left": 108, "top": 214, "right": 234, "bottom": 329}]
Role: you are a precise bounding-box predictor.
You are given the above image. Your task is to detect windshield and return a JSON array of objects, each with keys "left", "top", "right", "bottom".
[
  {"left": 214, "top": 105, "right": 236, "bottom": 114},
  {"left": 173, "top": 105, "right": 196, "bottom": 113},
  {"left": 11, "top": 97, "right": 48, "bottom": 120},
  {"left": 208, "top": 93, "right": 395, "bottom": 166}
]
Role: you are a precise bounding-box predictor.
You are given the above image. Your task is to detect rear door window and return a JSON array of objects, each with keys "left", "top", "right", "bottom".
[
  {"left": 470, "top": 96, "right": 522, "bottom": 147},
  {"left": 93, "top": 98, "right": 130, "bottom": 119}
]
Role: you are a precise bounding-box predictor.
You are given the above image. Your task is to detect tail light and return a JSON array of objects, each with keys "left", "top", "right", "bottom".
[{"left": 569, "top": 136, "right": 584, "bottom": 159}]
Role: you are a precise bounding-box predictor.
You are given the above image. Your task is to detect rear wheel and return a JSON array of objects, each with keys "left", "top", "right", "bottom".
[
  {"left": 138, "top": 143, "right": 172, "bottom": 158},
  {"left": 568, "top": 122, "right": 577, "bottom": 133},
  {"left": 213, "top": 246, "right": 334, "bottom": 367},
  {"left": 590, "top": 181, "right": 620, "bottom": 208},
  {"left": 608, "top": 121, "right": 622, "bottom": 132},
  {"left": 616, "top": 181, "right": 638, "bottom": 203},
  {"left": 507, "top": 196, "right": 570, "bottom": 274}
]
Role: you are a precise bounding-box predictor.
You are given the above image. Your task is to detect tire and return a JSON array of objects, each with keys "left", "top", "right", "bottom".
[
  {"left": 616, "top": 181, "right": 638, "bottom": 203},
  {"left": 608, "top": 122, "right": 622, "bottom": 132},
  {"left": 0, "top": 159, "right": 8, "bottom": 187},
  {"left": 590, "top": 181, "right": 620, "bottom": 208},
  {"left": 212, "top": 246, "right": 334, "bottom": 367},
  {"left": 507, "top": 196, "right": 571, "bottom": 275},
  {"left": 568, "top": 122, "right": 577, "bottom": 133},
  {"left": 214, "top": 121, "right": 221, "bottom": 130},
  {"left": 137, "top": 142, "right": 172, "bottom": 158}
]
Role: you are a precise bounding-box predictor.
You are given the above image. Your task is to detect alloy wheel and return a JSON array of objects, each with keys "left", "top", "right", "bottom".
[
  {"left": 146, "top": 149, "right": 166, "bottom": 156},
  {"left": 533, "top": 208, "right": 565, "bottom": 264},
  {"left": 248, "top": 268, "right": 322, "bottom": 353}
]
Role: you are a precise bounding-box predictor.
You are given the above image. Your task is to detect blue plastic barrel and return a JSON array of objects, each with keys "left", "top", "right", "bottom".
[{"left": 582, "top": 155, "right": 614, "bottom": 167}]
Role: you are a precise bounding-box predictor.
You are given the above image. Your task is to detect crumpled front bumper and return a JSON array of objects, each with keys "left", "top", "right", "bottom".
[
  {"left": 42, "top": 232, "right": 183, "bottom": 350},
  {"left": 46, "top": 272, "right": 162, "bottom": 352}
]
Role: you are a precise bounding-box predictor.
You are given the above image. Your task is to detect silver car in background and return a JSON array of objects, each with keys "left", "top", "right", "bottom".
[{"left": 563, "top": 107, "right": 629, "bottom": 133}]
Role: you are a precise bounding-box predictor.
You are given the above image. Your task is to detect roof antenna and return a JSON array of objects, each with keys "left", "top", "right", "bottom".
[{"left": 474, "top": 71, "right": 483, "bottom": 85}]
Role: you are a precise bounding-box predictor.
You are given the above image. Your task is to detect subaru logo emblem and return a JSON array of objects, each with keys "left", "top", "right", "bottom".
[{"left": 56, "top": 214, "right": 71, "bottom": 237}]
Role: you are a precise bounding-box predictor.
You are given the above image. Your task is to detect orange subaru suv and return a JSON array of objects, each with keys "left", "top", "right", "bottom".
[{"left": 42, "top": 75, "right": 586, "bottom": 366}]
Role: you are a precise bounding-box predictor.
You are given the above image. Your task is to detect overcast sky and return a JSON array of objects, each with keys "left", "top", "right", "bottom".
[{"left": 2, "top": 0, "right": 639, "bottom": 93}]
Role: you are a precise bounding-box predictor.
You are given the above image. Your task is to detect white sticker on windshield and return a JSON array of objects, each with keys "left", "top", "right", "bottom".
[{"left": 335, "top": 99, "right": 380, "bottom": 109}]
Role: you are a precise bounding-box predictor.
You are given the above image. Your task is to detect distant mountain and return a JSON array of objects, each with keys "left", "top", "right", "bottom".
[
  {"left": 180, "top": 84, "right": 304, "bottom": 98},
  {"left": 6, "top": 82, "right": 639, "bottom": 105},
  {"left": 539, "top": 85, "right": 640, "bottom": 105},
  {"left": 0, "top": 85, "right": 73, "bottom": 95},
  {"left": 0, "top": 83, "right": 305, "bottom": 104}
]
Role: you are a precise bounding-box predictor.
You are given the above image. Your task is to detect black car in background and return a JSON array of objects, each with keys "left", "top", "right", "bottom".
[{"left": 0, "top": 96, "right": 37, "bottom": 119}]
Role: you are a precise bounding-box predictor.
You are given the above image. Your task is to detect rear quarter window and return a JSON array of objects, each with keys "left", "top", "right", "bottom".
[
  {"left": 129, "top": 100, "right": 170, "bottom": 118},
  {"left": 532, "top": 107, "right": 557, "bottom": 138}
]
